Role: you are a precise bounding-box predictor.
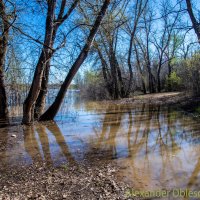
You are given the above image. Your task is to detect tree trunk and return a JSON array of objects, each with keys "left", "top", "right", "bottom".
[
  {"left": 157, "top": 69, "right": 161, "bottom": 92},
  {"left": 0, "top": 0, "right": 10, "bottom": 125},
  {"left": 186, "top": 0, "right": 200, "bottom": 43},
  {"left": 0, "top": 73, "right": 9, "bottom": 124},
  {"left": 168, "top": 63, "right": 172, "bottom": 91},
  {"left": 34, "top": 61, "right": 50, "bottom": 119},
  {"left": 40, "top": 0, "right": 111, "bottom": 121},
  {"left": 117, "top": 65, "right": 126, "bottom": 98},
  {"left": 108, "top": 44, "right": 121, "bottom": 99},
  {"left": 97, "top": 48, "right": 113, "bottom": 97},
  {"left": 134, "top": 42, "right": 146, "bottom": 94},
  {"left": 22, "top": 0, "right": 56, "bottom": 124},
  {"left": 146, "top": 64, "right": 155, "bottom": 93},
  {"left": 126, "top": 35, "right": 134, "bottom": 97},
  {"left": 33, "top": 0, "right": 80, "bottom": 121},
  {"left": 157, "top": 59, "right": 162, "bottom": 93}
]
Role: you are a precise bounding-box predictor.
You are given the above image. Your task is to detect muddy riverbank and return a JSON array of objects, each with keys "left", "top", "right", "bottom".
[{"left": 0, "top": 124, "right": 131, "bottom": 200}]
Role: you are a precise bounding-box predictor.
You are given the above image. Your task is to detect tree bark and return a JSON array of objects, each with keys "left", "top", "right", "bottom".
[
  {"left": 186, "top": 0, "right": 200, "bottom": 43},
  {"left": 134, "top": 42, "right": 146, "bottom": 94},
  {"left": 126, "top": 33, "right": 134, "bottom": 97},
  {"left": 34, "top": 0, "right": 80, "bottom": 119},
  {"left": 34, "top": 61, "right": 50, "bottom": 120},
  {"left": 97, "top": 48, "right": 113, "bottom": 97},
  {"left": 126, "top": 0, "right": 148, "bottom": 96},
  {"left": 22, "top": 0, "right": 56, "bottom": 124},
  {"left": 40, "top": 0, "right": 111, "bottom": 121},
  {"left": 168, "top": 63, "right": 172, "bottom": 91},
  {"left": 157, "top": 60, "right": 162, "bottom": 92},
  {"left": 0, "top": 0, "right": 10, "bottom": 125}
]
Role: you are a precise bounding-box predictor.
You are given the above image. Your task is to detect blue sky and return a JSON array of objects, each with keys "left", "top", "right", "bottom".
[{"left": 6, "top": 0, "right": 200, "bottom": 84}]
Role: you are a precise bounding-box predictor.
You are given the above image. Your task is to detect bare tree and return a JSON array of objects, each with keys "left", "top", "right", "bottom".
[
  {"left": 135, "top": 9, "right": 156, "bottom": 93},
  {"left": 126, "top": 0, "right": 148, "bottom": 95},
  {"left": 0, "top": 0, "right": 16, "bottom": 125},
  {"left": 152, "top": 3, "right": 179, "bottom": 92},
  {"left": 22, "top": 0, "right": 80, "bottom": 124},
  {"left": 39, "top": 0, "right": 111, "bottom": 121}
]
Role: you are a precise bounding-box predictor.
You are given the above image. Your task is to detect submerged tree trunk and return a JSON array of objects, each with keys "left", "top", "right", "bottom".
[
  {"left": 34, "top": 0, "right": 80, "bottom": 120},
  {"left": 0, "top": 0, "right": 10, "bottom": 125},
  {"left": 40, "top": 0, "right": 111, "bottom": 121},
  {"left": 22, "top": 0, "right": 56, "bottom": 124}
]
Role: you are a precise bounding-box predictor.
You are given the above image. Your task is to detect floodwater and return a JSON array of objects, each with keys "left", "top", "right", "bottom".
[{"left": 1, "top": 92, "right": 200, "bottom": 194}]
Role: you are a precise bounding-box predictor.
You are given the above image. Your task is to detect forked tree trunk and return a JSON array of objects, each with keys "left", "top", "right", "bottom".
[
  {"left": 33, "top": 0, "right": 80, "bottom": 120},
  {"left": 40, "top": 0, "right": 111, "bottom": 121},
  {"left": 22, "top": 0, "right": 56, "bottom": 124}
]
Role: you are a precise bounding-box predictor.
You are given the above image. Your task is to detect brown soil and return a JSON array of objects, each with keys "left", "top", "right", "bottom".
[
  {"left": 0, "top": 154, "right": 133, "bottom": 200},
  {"left": 107, "top": 92, "right": 195, "bottom": 106}
]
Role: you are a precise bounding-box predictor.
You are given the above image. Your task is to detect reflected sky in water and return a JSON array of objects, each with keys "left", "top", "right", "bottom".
[{"left": 1, "top": 92, "right": 200, "bottom": 193}]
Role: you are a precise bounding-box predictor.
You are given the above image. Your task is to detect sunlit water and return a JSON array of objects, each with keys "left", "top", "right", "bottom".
[{"left": 1, "top": 91, "right": 200, "bottom": 193}]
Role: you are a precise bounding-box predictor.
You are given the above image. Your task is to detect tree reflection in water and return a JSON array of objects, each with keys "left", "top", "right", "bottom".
[
  {"left": 90, "top": 103, "right": 200, "bottom": 190},
  {"left": 1, "top": 101, "right": 200, "bottom": 191},
  {"left": 24, "top": 123, "right": 76, "bottom": 166}
]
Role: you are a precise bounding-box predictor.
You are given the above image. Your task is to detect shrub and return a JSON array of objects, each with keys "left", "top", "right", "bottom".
[{"left": 165, "top": 71, "right": 182, "bottom": 91}]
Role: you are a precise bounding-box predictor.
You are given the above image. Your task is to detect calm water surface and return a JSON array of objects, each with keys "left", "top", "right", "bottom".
[{"left": 1, "top": 92, "right": 200, "bottom": 193}]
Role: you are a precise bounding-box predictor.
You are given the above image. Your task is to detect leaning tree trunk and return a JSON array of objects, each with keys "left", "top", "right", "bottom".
[
  {"left": 186, "top": 0, "right": 200, "bottom": 43},
  {"left": 39, "top": 0, "right": 111, "bottom": 121},
  {"left": 0, "top": 0, "right": 10, "bottom": 125}
]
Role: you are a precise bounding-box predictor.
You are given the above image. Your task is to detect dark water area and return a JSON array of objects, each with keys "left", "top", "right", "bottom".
[{"left": 1, "top": 91, "right": 200, "bottom": 192}]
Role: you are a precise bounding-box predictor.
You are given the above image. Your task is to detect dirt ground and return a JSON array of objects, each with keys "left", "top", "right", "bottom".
[
  {"left": 108, "top": 92, "right": 196, "bottom": 106},
  {"left": 0, "top": 160, "right": 131, "bottom": 200}
]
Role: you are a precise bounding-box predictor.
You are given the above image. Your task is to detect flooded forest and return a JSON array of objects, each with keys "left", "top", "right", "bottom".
[{"left": 0, "top": 0, "right": 200, "bottom": 199}]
